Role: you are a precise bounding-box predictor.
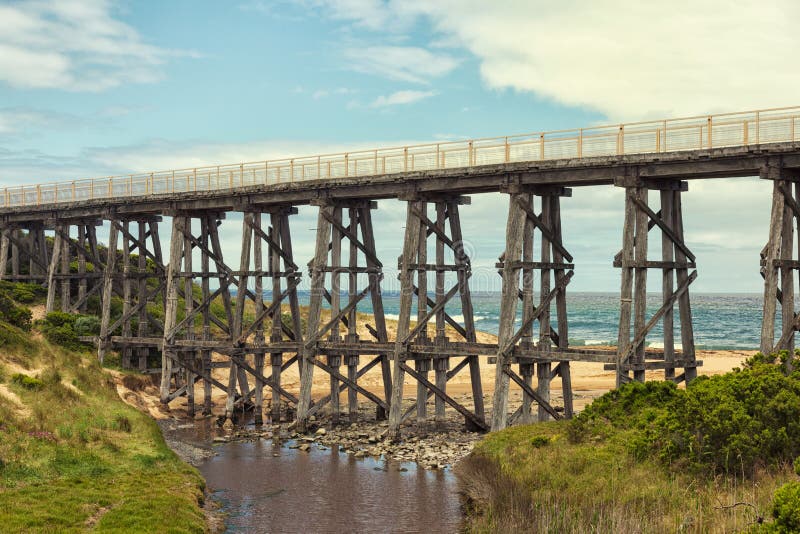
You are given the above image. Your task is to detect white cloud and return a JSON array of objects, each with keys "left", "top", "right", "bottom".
[
  {"left": 319, "top": 0, "right": 800, "bottom": 120},
  {"left": 370, "top": 90, "right": 435, "bottom": 107},
  {"left": 0, "top": 0, "right": 197, "bottom": 91},
  {"left": 312, "top": 87, "right": 357, "bottom": 99},
  {"left": 302, "top": 0, "right": 404, "bottom": 31},
  {"left": 343, "top": 46, "right": 459, "bottom": 84}
]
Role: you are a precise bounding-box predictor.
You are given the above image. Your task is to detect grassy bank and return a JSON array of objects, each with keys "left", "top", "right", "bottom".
[
  {"left": 458, "top": 354, "right": 800, "bottom": 533},
  {"left": 0, "top": 286, "right": 207, "bottom": 532}
]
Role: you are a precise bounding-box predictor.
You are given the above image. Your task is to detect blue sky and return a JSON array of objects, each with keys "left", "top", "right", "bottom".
[{"left": 0, "top": 0, "right": 797, "bottom": 292}]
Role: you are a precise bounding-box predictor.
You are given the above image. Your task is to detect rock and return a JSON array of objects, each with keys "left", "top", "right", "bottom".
[
  {"left": 354, "top": 450, "right": 367, "bottom": 458},
  {"left": 315, "top": 428, "right": 327, "bottom": 436},
  {"left": 299, "top": 443, "right": 311, "bottom": 452},
  {"left": 212, "top": 436, "right": 228, "bottom": 443},
  {"left": 288, "top": 443, "right": 300, "bottom": 449},
  {"left": 221, "top": 419, "right": 234, "bottom": 432}
]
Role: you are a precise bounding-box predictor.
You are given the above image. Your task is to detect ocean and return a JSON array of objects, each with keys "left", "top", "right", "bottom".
[{"left": 277, "top": 291, "right": 770, "bottom": 351}]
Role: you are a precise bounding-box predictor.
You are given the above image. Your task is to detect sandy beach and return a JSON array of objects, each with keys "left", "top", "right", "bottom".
[{"left": 116, "top": 310, "right": 756, "bottom": 420}]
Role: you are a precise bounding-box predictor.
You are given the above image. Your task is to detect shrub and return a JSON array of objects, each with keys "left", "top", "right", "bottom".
[
  {"left": 74, "top": 315, "right": 100, "bottom": 336},
  {"left": 42, "top": 311, "right": 76, "bottom": 329},
  {"left": 11, "top": 373, "right": 43, "bottom": 390},
  {"left": 531, "top": 435, "right": 550, "bottom": 448},
  {"left": 0, "top": 291, "right": 32, "bottom": 331},
  {"left": 11, "top": 287, "right": 35, "bottom": 303},
  {"left": 39, "top": 312, "right": 92, "bottom": 351},
  {"left": 0, "top": 322, "right": 33, "bottom": 349},
  {"left": 771, "top": 482, "right": 800, "bottom": 531},
  {"left": 570, "top": 353, "right": 800, "bottom": 477}
]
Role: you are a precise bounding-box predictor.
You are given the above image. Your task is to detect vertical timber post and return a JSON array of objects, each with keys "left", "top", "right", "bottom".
[
  {"left": 297, "top": 202, "right": 334, "bottom": 432},
  {"left": 389, "top": 199, "right": 422, "bottom": 440},
  {"left": 97, "top": 221, "right": 119, "bottom": 364},
  {"left": 491, "top": 189, "right": 527, "bottom": 431},
  {"left": 161, "top": 216, "right": 184, "bottom": 403}
]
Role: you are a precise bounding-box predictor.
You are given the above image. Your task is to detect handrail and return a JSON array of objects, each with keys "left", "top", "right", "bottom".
[{"left": 4, "top": 105, "right": 800, "bottom": 208}]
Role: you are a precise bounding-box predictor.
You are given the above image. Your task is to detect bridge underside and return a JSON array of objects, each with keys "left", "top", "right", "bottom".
[{"left": 4, "top": 143, "right": 800, "bottom": 436}]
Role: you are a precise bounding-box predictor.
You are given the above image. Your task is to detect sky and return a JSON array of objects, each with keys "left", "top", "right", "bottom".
[{"left": 0, "top": 0, "right": 797, "bottom": 293}]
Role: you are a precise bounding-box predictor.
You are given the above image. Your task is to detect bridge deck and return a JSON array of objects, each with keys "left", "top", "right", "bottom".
[
  {"left": 2, "top": 105, "right": 800, "bottom": 221},
  {"left": 2, "top": 141, "right": 800, "bottom": 223}
]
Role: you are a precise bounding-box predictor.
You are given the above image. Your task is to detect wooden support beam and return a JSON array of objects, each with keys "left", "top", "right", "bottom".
[{"left": 400, "top": 362, "right": 488, "bottom": 431}]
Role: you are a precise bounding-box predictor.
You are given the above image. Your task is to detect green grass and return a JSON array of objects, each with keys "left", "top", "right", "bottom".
[
  {"left": 0, "top": 313, "right": 207, "bottom": 533},
  {"left": 459, "top": 422, "right": 791, "bottom": 533}
]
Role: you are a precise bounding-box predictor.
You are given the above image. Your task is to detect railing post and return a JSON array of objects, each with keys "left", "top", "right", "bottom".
[
  {"left": 344, "top": 153, "right": 349, "bottom": 176},
  {"left": 54, "top": 183, "right": 58, "bottom": 203},
  {"left": 744, "top": 120, "right": 749, "bottom": 145},
  {"left": 240, "top": 163, "right": 244, "bottom": 187},
  {"left": 617, "top": 125, "right": 624, "bottom": 155},
  {"left": 374, "top": 149, "right": 378, "bottom": 174},
  {"left": 468, "top": 141, "right": 474, "bottom": 166},
  {"left": 707, "top": 116, "right": 713, "bottom": 148},
  {"left": 318, "top": 156, "right": 321, "bottom": 179},
  {"left": 539, "top": 133, "right": 545, "bottom": 160},
  {"left": 107, "top": 178, "right": 112, "bottom": 198},
  {"left": 577, "top": 130, "right": 583, "bottom": 158},
  {"left": 756, "top": 111, "right": 761, "bottom": 144},
  {"left": 436, "top": 144, "right": 441, "bottom": 168},
  {"left": 403, "top": 148, "right": 408, "bottom": 172},
  {"left": 663, "top": 120, "right": 668, "bottom": 152},
  {"left": 265, "top": 161, "right": 269, "bottom": 183},
  {"left": 504, "top": 137, "right": 510, "bottom": 162},
  {"left": 36, "top": 185, "right": 41, "bottom": 205},
  {"left": 72, "top": 181, "right": 76, "bottom": 201}
]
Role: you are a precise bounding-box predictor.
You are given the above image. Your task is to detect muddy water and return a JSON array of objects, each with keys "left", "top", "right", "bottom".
[{"left": 163, "top": 423, "right": 462, "bottom": 533}]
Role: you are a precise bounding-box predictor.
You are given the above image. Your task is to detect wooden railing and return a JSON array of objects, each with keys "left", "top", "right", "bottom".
[{"left": 4, "top": 105, "right": 800, "bottom": 208}]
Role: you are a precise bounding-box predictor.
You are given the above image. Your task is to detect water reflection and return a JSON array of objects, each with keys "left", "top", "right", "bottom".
[{"left": 199, "top": 438, "right": 461, "bottom": 533}]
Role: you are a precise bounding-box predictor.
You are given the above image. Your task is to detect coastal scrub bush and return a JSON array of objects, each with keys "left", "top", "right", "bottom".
[
  {"left": 769, "top": 482, "right": 800, "bottom": 532},
  {"left": 73, "top": 315, "right": 100, "bottom": 336},
  {"left": 11, "top": 373, "right": 43, "bottom": 390},
  {"left": 0, "top": 322, "right": 33, "bottom": 350},
  {"left": 570, "top": 352, "right": 800, "bottom": 477},
  {"left": 39, "top": 312, "right": 93, "bottom": 352},
  {"left": 10, "top": 287, "right": 34, "bottom": 303},
  {"left": 0, "top": 292, "right": 31, "bottom": 331}
]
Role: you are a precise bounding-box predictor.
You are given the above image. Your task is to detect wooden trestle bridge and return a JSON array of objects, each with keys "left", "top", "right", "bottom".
[{"left": 1, "top": 106, "right": 800, "bottom": 438}]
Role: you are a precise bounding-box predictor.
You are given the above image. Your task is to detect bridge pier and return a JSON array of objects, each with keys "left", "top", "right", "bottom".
[
  {"left": 0, "top": 223, "right": 50, "bottom": 284},
  {"left": 491, "top": 185, "right": 574, "bottom": 432},
  {"left": 760, "top": 169, "right": 800, "bottom": 360},
  {"left": 92, "top": 217, "right": 165, "bottom": 369},
  {"left": 233, "top": 205, "right": 304, "bottom": 424},
  {"left": 297, "top": 199, "right": 391, "bottom": 432},
  {"left": 42, "top": 219, "right": 104, "bottom": 316},
  {"left": 387, "top": 195, "right": 487, "bottom": 440},
  {"left": 159, "top": 212, "right": 244, "bottom": 417},
  {"left": 613, "top": 178, "right": 697, "bottom": 385}
]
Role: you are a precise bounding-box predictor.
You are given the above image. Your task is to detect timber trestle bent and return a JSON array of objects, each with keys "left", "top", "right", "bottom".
[{"left": 7, "top": 128, "right": 800, "bottom": 435}]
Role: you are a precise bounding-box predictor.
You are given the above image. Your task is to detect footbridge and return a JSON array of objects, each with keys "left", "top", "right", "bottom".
[{"left": 2, "top": 105, "right": 799, "bottom": 437}]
